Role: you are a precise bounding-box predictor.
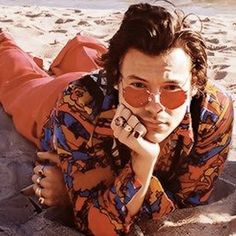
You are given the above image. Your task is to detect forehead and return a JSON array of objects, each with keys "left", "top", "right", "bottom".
[{"left": 120, "top": 48, "right": 192, "bottom": 84}]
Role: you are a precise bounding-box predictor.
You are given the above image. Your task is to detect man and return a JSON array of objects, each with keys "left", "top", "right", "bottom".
[{"left": 0, "top": 3, "right": 233, "bottom": 236}]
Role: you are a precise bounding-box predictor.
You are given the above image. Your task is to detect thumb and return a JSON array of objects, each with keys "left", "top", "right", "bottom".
[{"left": 37, "top": 152, "right": 60, "bottom": 165}]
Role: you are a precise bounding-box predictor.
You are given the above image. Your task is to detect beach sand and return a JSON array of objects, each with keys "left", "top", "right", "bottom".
[{"left": 0, "top": 4, "right": 235, "bottom": 236}]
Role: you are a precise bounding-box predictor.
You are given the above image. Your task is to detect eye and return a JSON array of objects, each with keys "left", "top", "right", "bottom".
[
  {"left": 130, "top": 82, "right": 147, "bottom": 89},
  {"left": 162, "top": 84, "right": 181, "bottom": 91}
]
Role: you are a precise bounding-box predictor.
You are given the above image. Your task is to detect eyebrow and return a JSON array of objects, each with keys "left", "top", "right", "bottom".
[
  {"left": 122, "top": 74, "right": 183, "bottom": 84},
  {"left": 125, "top": 75, "right": 147, "bottom": 82}
]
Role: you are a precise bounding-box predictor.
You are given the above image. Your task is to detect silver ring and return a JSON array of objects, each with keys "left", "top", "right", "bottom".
[
  {"left": 124, "top": 124, "right": 133, "bottom": 132},
  {"left": 114, "top": 116, "right": 126, "bottom": 127},
  {"left": 38, "top": 165, "right": 46, "bottom": 176},
  {"left": 36, "top": 176, "right": 42, "bottom": 185},
  {"left": 39, "top": 197, "right": 45, "bottom": 205},
  {"left": 35, "top": 187, "right": 42, "bottom": 197}
]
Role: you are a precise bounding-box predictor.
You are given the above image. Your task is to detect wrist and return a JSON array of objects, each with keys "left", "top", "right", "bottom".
[{"left": 131, "top": 152, "right": 156, "bottom": 183}]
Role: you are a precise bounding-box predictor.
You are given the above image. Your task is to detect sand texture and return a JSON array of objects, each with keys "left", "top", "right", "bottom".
[{"left": 0, "top": 4, "right": 235, "bottom": 236}]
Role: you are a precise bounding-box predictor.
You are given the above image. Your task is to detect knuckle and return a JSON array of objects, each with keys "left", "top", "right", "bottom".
[
  {"left": 33, "top": 166, "right": 38, "bottom": 173},
  {"left": 31, "top": 174, "right": 36, "bottom": 182},
  {"left": 32, "top": 184, "right": 37, "bottom": 192}
]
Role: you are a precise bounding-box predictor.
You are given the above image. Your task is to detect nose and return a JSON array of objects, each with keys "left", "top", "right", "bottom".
[{"left": 144, "top": 92, "right": 164, "bottom": 114}]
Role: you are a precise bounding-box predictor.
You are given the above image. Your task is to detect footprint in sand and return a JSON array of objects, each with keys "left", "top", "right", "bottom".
[
  {"left": 94, "top": 19, "right": 106, "bottom": 25},
  {"left": 213, "top": 64, "right": 230, "bottom": 70},
  {"left": 223, "top": 46, "right": 236, "bottom": 51},
  {"left": 207, "top": 51, "right": 215, "bottom": 56},
  {"left": 49, "top": 29, "right": 67, "bottom": 33},
  {"left": 45, "top": 13, "right": 52, "bottom": 17},
  {"left": 49, "top": 39, "right": 59, "bottom": 45},
  {"left": 0, "top": 19, "right": 13, "bottom": 23},
  {"left": 206, "top": 38, "right": 219, "bottom": 44},
  {"left": 15, "top": 23, "right": 31, "bottom": 29},
  {"left": 208, "top": 44, "right": 227, "bottom": 51},
  {"left": 25, "top": 12, "right": 42, "bottom": 18},
  {"left": 77, "top": 20, "right": 90, "bottom": 26},
  {"left": 214, "top": 71, "right": 228, "bottom": 80},
  {"left": 214, "top": 30, "right": 227, "bottom": 35},
  {"left": 202, "top": 17, "right": 210, "bottom": 22},
  {"left": 55, "top": 18, "right": 75, "bottom": 24},
  {"left": 74, "top": 9, "right": 82, "bottom": 13}
]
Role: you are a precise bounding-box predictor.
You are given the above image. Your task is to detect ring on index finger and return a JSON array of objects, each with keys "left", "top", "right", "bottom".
[
  {"left": 114, "top": 116, "right": 126, "bottom": 127},
  {"left": 38, "top": 165, "right": 46, "bottom": 176},
  {"left": 36, "top": 176, "right": 43, "bottom": 185}
]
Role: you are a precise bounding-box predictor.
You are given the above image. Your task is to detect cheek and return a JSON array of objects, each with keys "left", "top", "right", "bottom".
[
  {"left": 167, "top": 97, "right": 191, "bottom": 127},
  {"left": 118, "top": 89, "right": 141, "bottom": 114}
]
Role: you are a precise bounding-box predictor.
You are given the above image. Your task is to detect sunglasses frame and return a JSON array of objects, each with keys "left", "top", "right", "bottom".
[{"left": 121, "top": 78, "right": 189, "bottom": 109}]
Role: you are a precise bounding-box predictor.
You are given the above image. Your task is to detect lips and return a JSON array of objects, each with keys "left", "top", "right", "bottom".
[{"left": 140, "top": 118, "right": 167, "bottom": 128}]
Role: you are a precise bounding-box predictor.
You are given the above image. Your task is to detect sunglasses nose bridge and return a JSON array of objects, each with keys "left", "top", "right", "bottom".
[{"left": 148, "top": 91, "right": 161, "bottom": 104}]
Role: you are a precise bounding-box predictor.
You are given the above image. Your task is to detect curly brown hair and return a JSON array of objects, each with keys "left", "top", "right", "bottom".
[{"left": 101, "top": 3, "right": 207, "bottom": 95}]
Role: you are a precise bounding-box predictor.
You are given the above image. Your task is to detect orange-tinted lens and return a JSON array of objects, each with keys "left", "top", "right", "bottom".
[
  {"left": 123, "top": 86, "right": 150, "bottom": 108},
  {"left": 123, "top": 86, "right": 186, "bottom": 109},
  {"left": 160, "top": 89, "right": 187, "bottom": 109}
]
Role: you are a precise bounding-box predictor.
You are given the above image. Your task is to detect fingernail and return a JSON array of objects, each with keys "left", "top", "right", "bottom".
[
  {"left": 37, "top": 152, "right": 43, "bottom": 157},
  {"left": 133, "top": 131, "right": 140, "bottom": 139}
]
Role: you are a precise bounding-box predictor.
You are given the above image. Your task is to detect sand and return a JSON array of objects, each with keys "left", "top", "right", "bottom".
[{"left": 0, "top": 3, "right": 235, "bottom": 236}]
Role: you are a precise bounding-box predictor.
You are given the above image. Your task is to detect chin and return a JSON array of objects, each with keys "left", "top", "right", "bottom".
[{"left": 145, "top": 132, "right": 168, "bottom": 144}]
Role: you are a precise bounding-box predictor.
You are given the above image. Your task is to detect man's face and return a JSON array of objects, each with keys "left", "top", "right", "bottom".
[{"left": 119, "top": 47, "right": 193, "bottom": 143}]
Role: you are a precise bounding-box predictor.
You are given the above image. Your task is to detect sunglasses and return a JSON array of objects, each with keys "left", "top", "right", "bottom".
[{"left": 122, "top": 82, "right": 188, "bottom": 110}]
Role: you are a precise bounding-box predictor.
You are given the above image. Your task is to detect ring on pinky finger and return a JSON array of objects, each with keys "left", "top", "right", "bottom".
[
  {"left": 132, "top": 123, "right": 147, "bottom": 138},
  {"left": 133, "top": 131, "right": 141, "bottom": 139},
  {"left": 39, "top": 197, "right": 45, "bottom": 205}
]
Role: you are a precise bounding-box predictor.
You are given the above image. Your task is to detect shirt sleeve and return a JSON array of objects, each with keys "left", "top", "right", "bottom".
[
  {"left": 50, "top": 76, "right": 143, "bottom": 235},
  {"left": 140, "top": 92, "right": 234, "bottom": 220}
]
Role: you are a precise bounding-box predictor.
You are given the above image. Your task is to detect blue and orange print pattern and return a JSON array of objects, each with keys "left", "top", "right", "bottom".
[{"left": 40, "top": 71, "right": 233, "bottom": 236}]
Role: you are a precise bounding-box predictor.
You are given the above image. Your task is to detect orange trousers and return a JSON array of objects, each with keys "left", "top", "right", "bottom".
[{"left": 0, "top": 32, "right": 107, "bottom": 147}]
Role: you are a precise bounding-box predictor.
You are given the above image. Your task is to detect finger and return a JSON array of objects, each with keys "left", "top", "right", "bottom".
[
  {"left": 33, "top": 164, "right": 49, "bottom": 177},
  {"left": 119, "top": 106, "right": 132, "bottom": 121},
  {"left": 32, "top": 174, "right": 42, "bottom": 184},
  {"left": 132, "top": 123, "right": 147, "bottom": 138},
  {"left": 33, "top": 184, "right": 45, "bottom": 197},
  {"left": 113, "top": 104, "right": 125, "bottom": 120},
  {"left": 39, "top": 197, "right": 54, "bottom": 207},
  {"left": 112, "top": 104, "right": 131, "bottom": 125},
  {"left": 37, "top": 152, "right": 60, "bottom": 165},
  {"left": 115, "top": 115, "right": 137, "bottom": 142},
  {"left": 111, "top": 106, "right": 132, "bottom": 131},
  {"left": 127, "top": 115, "right": 140, "bottom": 127},
  {"left": 32, "top": 174, "right": 48, "bottom": 188},
  {"left": 32, "top": 181, "right": 59, "bottom": 207}
]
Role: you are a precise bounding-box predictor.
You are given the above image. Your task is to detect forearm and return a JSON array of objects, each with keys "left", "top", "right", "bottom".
[{"left": 127, "top": 153, "right": 156, "bottom": 217}]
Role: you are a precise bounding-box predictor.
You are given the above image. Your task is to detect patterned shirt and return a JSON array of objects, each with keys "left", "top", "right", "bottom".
[{"left": 40, "top": 69, "right": 234, "bottom": 236}]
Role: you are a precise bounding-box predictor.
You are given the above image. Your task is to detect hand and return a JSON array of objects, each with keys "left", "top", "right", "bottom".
[
  {"left": 37, "top": 151, "right": 60, "bottom": 166},
  {"left": 32, "top": 152, "right": 71, "bottom": 207},
  {"left": 111, "top": 104, "right": 160, "bottom": 164}
]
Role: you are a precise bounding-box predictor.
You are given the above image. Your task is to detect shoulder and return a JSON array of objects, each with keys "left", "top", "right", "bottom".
[
  {"left": 59, "top": 69, "right": 118, "bottom": 120},
  {"left": 197, "top": 79, "right": 233, "bottom": 137}
]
